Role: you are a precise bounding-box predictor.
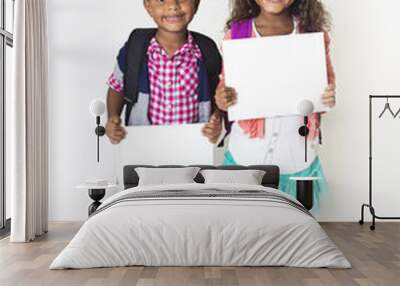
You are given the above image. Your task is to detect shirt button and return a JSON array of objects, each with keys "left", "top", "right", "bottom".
[
  {"left": 268, "top": 148, "right": 274, "bottom": 153},
  {"left": 273, "top": 132, "right": 279, "bottom": 137}
]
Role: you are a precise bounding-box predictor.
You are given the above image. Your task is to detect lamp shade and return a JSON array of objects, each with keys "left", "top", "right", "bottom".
[
  {"left": 297, "top": 99, "right": 315, "bottom": 116},
  {"left": 89, "top": 99, "right": 106, "bottom": 117}
]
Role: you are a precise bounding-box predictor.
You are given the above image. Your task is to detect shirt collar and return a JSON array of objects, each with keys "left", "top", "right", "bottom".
[{"left": 147, "top": 33, "right": 202, "bottom": 60}]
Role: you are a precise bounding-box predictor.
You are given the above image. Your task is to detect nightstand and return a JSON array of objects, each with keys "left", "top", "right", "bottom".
[
  {"left": 289, "top": 177, "right": 319, "bottom": 210},
  {"left": 76, "top": 183, "right": 117, "bottom": 216}
]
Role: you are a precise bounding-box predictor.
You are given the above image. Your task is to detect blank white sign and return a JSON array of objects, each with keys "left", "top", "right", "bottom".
[
  {"left": 118, "top": 123, "right": 214, "bottom": 166},
  {"left": 223, "top": 32, "right": 328, "bottom": 120}
]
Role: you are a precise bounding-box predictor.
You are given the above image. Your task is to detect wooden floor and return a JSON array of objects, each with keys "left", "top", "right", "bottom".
[{"left": 0, "top": 222, "right": 399, "bottom": 286}]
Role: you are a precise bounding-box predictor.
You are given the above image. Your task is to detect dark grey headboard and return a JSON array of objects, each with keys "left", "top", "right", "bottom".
[{"left": 123, "top": 165, "right": 280, "bottom": 190}]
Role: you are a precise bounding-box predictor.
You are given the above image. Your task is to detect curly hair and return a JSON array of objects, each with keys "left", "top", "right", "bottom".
[{"left": 226, "top": 0, "right": 331, "bottom": 33}]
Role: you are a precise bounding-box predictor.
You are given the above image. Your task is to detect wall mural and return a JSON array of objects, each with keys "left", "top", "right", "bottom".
[{"left": 102, "top": 0, "right": 336, "bottom": 209}]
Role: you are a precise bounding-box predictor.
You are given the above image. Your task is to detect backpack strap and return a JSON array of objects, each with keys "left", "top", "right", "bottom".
[
  {"left": 231, "top": 19, "right": 253, "bottom": 39},
  {"left": 191, "top": 31, "right": 222, "bottom": 113},
  {"left": 124, "top": 28, "right": 157, "bottom": 125},
  {"left": 192, "top": 32, "right": 224, "bottom": 147}
]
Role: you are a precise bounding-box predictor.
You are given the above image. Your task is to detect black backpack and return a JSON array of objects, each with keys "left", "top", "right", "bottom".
[{"left": 123, "top": 28, "right": 222, "bottom": 126}]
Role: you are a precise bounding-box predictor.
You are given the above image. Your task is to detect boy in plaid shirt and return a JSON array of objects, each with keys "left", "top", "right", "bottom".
[{"left": 106, "top": 0, "right": 223, "bottom": 144}]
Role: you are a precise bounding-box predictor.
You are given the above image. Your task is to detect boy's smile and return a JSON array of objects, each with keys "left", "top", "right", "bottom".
[
  {"left": 145, "top": 0, "right": 198, "bottom": 34},
  {"left": 162, "top": 13, "right": 186, "bottom": 24}
]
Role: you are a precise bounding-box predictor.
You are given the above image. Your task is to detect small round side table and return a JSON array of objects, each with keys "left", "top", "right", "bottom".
[
  {"left": 289, "top": 177, "right": 320, "bottom": 210},
  {"left": 76, "top": 183, "right": 117, "bottom": 216}
]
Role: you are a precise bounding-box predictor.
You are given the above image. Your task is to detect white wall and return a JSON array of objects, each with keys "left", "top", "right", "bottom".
[
  {"left": 317, "top": 0, "right": 400, "bottom": 221},
  {"left": 48, "top": 0, "right": 400, "bottom": 221}
]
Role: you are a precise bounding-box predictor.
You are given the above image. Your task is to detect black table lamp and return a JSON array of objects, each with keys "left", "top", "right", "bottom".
[
  {"left": 89, "top": 99, "right": 106, "bottom": 162},
  {"left": 297, "top": 99, "right": 315, "bottom": 162}
]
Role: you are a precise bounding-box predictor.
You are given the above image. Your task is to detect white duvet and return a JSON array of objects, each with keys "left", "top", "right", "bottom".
[{"left": 50, "top": 183, "right": 351, "bottom": 269}]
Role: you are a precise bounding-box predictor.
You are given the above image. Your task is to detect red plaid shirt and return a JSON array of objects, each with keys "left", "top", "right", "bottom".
[{"left": 147, "top": 34, "right": 202, "bottom": 125}]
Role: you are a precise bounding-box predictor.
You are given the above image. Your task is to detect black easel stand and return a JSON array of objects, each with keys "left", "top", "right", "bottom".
[{"left": 359, "top": 95, "right": 400, "bottom": 230}]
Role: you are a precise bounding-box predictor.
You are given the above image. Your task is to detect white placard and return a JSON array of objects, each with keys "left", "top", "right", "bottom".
[
  {"left": 223, "top": 32, "right": 328, "bottom": 120},
  {"left": 117, "top": 123, "right": 214, "bottom": 166}
]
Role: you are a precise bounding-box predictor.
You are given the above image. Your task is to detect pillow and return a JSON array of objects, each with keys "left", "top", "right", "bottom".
[
  {"left": 135, "top": 167, "right": 201, "bottom": 186},
  {"left": 200, "top": 169, "right": 266, "bottom": 185}
]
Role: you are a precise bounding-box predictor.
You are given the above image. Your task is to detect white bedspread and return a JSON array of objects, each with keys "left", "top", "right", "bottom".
[{"left": 50, "top": 183, "right": 351, "bottom": 269}]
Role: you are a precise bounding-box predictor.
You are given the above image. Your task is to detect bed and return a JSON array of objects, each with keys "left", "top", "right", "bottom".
[{"left": 50, "top": 165, "right": 350, "bottom": 269}]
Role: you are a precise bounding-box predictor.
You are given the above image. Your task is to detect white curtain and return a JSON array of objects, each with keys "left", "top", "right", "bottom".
[{"left": 10, "top": 0, "right": 49, "bottom": 242}]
